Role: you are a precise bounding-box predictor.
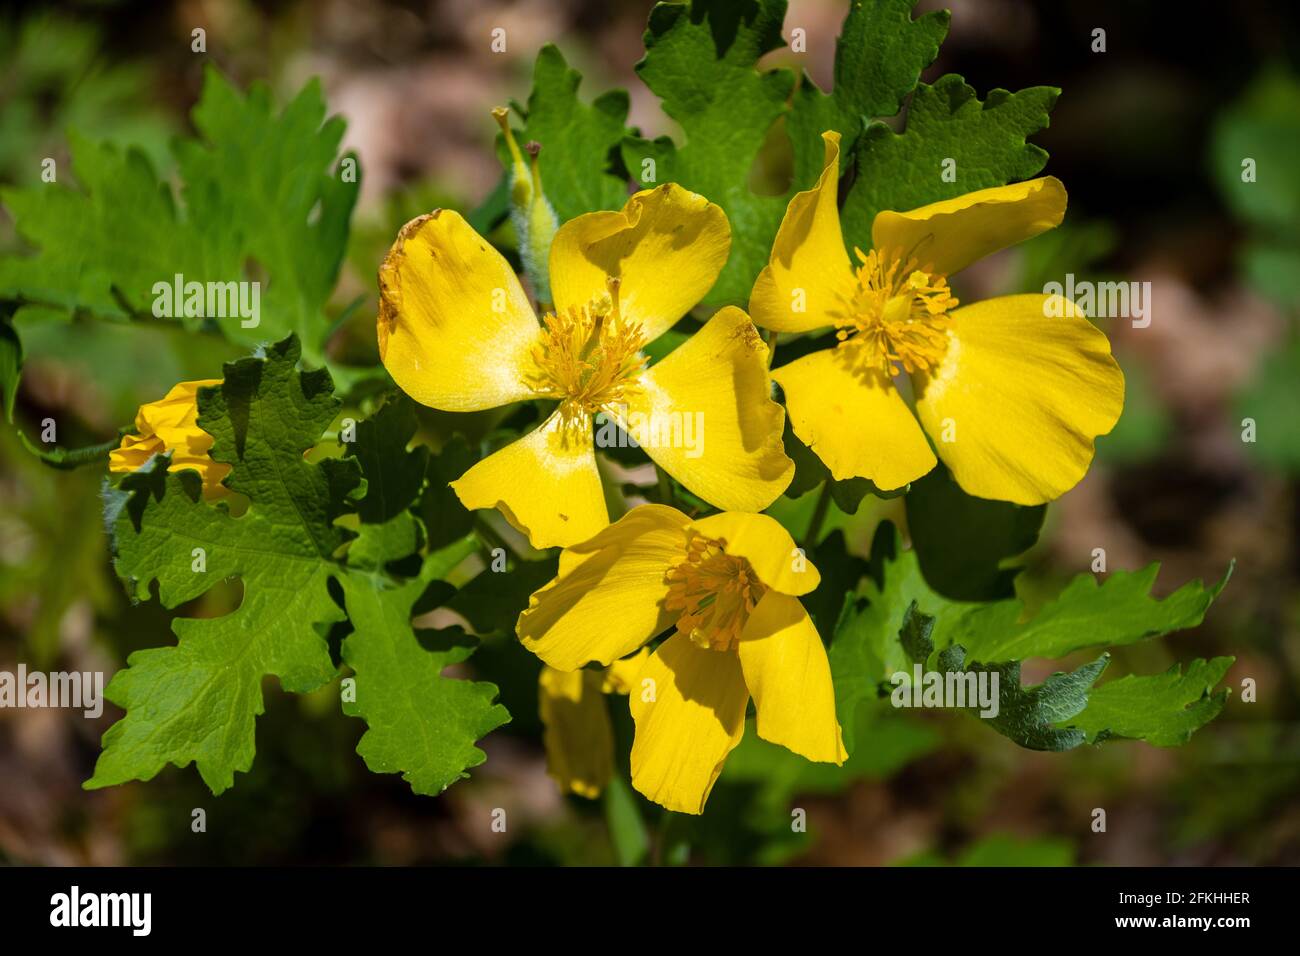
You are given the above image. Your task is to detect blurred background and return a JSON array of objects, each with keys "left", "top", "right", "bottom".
[{"left": 1, "top": 0, "right": 1298, "bottom": 865}]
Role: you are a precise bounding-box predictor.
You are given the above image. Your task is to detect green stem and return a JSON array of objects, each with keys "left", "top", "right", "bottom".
[
  {"left": 19, "top": 430, "right": 122, "bottom": 470},
  {"left": 803, "top": 480, "right": 833, "bottom": 551}
]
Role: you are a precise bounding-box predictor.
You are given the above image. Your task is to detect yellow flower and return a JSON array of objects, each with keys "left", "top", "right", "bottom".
[
  {"left": 749, "top": 131, "right": 1125, "bottom": 504},
  {"left": 377, "top": 184, "right": 794, "bottom": 550},
  {"left": 519, "top": 505, "right": 845, "bottom": 815},
  {"left": 108, "top": 380, "right": 231, "bottom": 499},
  {"left": 538, "top": 650, "right": 649, "bottom": 799}
]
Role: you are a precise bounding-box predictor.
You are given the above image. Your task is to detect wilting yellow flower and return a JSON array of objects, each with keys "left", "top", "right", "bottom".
[
  {"left": 377, "top": 184, "right": 793, "bottom": 550},
  {"left": 108, "top": 380, "right": 230, "bottom": 499},
  {"left": 538, "top": 650, "right": 649, "bottom": 799},
  {"left": 749, "top": 131, "right": 1125, "bottom": 504},
  {"left": 519, "top": 505, "right": 845, "bottom": 815}
]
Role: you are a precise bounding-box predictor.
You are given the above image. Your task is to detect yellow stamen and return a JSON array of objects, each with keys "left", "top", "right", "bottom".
[
  {"left": 830, "top": 247, "right": 958, "bottom": 376},
  {"left": 664, "top": 533, "right": 766, "bottom": 652},
  {"left": 526, "top": 278, "right": 647, "bottom": 424}
]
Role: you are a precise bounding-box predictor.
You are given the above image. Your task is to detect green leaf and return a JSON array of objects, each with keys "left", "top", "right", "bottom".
[
  {"left": 787, "top": 0, "right": 948, "bottom": 185},
  {"left": 346, "top": 513, "right": 424, "bottom": 571},
  {"left": 89, "top": 336, "right": 502, "bottom": 796},
  {"left": 830, "top": 524, "right": 974, "bottom": 751},
  {"left": 1, "top": 133, "right": 192, "bottom": 321},
  {"left": 1066, "top": 657, "right": 1234, "bottom": 746},
  {"left": 823, "top": 0, "right": 949, "bottom": 120},
  {"left": 621, "top": 0, "right": 793, "bottom": 306},
  {"left": 506, "top": 44, "right": 633, "bottom": 223},
  {"left": 347, "top": 396, "right": 428, "bottom": 525},
  {"left": 622, "top": 1, "right": 949, "bottom": 305},
  {"left": 174, "top": 68, "right": 359, "bottom": 358},
  {"left": 842, "top": 75, "right": 1058, "bottom": 251},
  {"left": 946, "top": 562, "right": 1234, "bottom": 663},
  {"left": 339, "top": 548, "right": 509, "bottom": 796},
  {"left": 904, "top": 463, "right": 1045, "bottom": 601},
  {"left": 940, "top": 645, "right": 1109, "bottom": 752},
  {"left": 898, "top": 600, "right": 934, "bottom": 664},
  {"left": 88, "top": 337, "right": 358, "bottom": 794},
  {"left": 0, "top": 67, "right": 358, "bottom": 363},
  {"left": 830, "top": 522, "right": 1234, "bottom": 753}
]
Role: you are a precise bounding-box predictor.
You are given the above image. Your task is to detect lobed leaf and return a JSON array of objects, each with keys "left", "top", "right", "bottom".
[
  {"left": 504, "top": 44, "right": 633, "bottom": 224},
  {"left": 339, "top": 547, "right": 509, "bottom": 796},
  {"left": 90, "top": 336, "right": 506, "bottom": 795},
  {"left": 0, "top": 67, "right": 358, "bottom": 367},
  {"left": 842, "top": 75, "right": 1058, "bottom": 251}
]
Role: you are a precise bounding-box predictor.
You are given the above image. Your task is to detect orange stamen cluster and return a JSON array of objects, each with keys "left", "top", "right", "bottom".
[{"left": 664, "top": 533, "right": 766, "bottom": 652}]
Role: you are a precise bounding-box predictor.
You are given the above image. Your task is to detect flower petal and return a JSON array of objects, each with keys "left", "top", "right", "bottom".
[
  {"left": 612, "top": 306, "right": 792, "bottom": 512},
  {"left": 913, "top": 293, "right": 1125, "bottom": 504},
  {"left": 108, "top": 434, "right": 164, "bottom": 473},
  {"left": 687, "top": 511, "right": 820, "bottom": 597},
  {"left": 110, "top": 379, "right": 231, "bottom": 499},
  {"left": 377, "top": 210, "right": 543, "bottom": 412},
  {"left": 749, "top": 131, "right": 855, "bottom": 333},
  {"left": 517, "top": 505, "right": 689, "bottom": 670},
  {"left": 548, "top": 183, "right": 730, "bottom": 343},
  {"left": 629, "top": 634, "right": 750, "bottom": 815},
  {"left": 738, "top": 592, "right": 846, "bottom": 763},
  {"left": 772, "top": 347, "right": 936, "bottom": 489},
  {"left": 872, "top": 177, "right": 1067, "bottom": 278},
  {"left": 136, "top": 379, "right": 220, "bottom": 437},
  {"left": 603, "top": 648, "right": 653, "bottom": 695},
  {"left": 539, "top": 666, "right": 613, "bottom": 799},
  {"left": 451, "top": 408, "right": 608, "bottom": 549}
]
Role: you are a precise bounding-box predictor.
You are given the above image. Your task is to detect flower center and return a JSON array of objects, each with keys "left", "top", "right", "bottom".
[
  {"left": 832, "top": 247, "right": 958, "bottom": 376},
  {"left": 664, "top": 533, "right": 767, "bottom": 652},
  {"left": 526, "top": 278, "right": 648, "bottom": 421}
]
